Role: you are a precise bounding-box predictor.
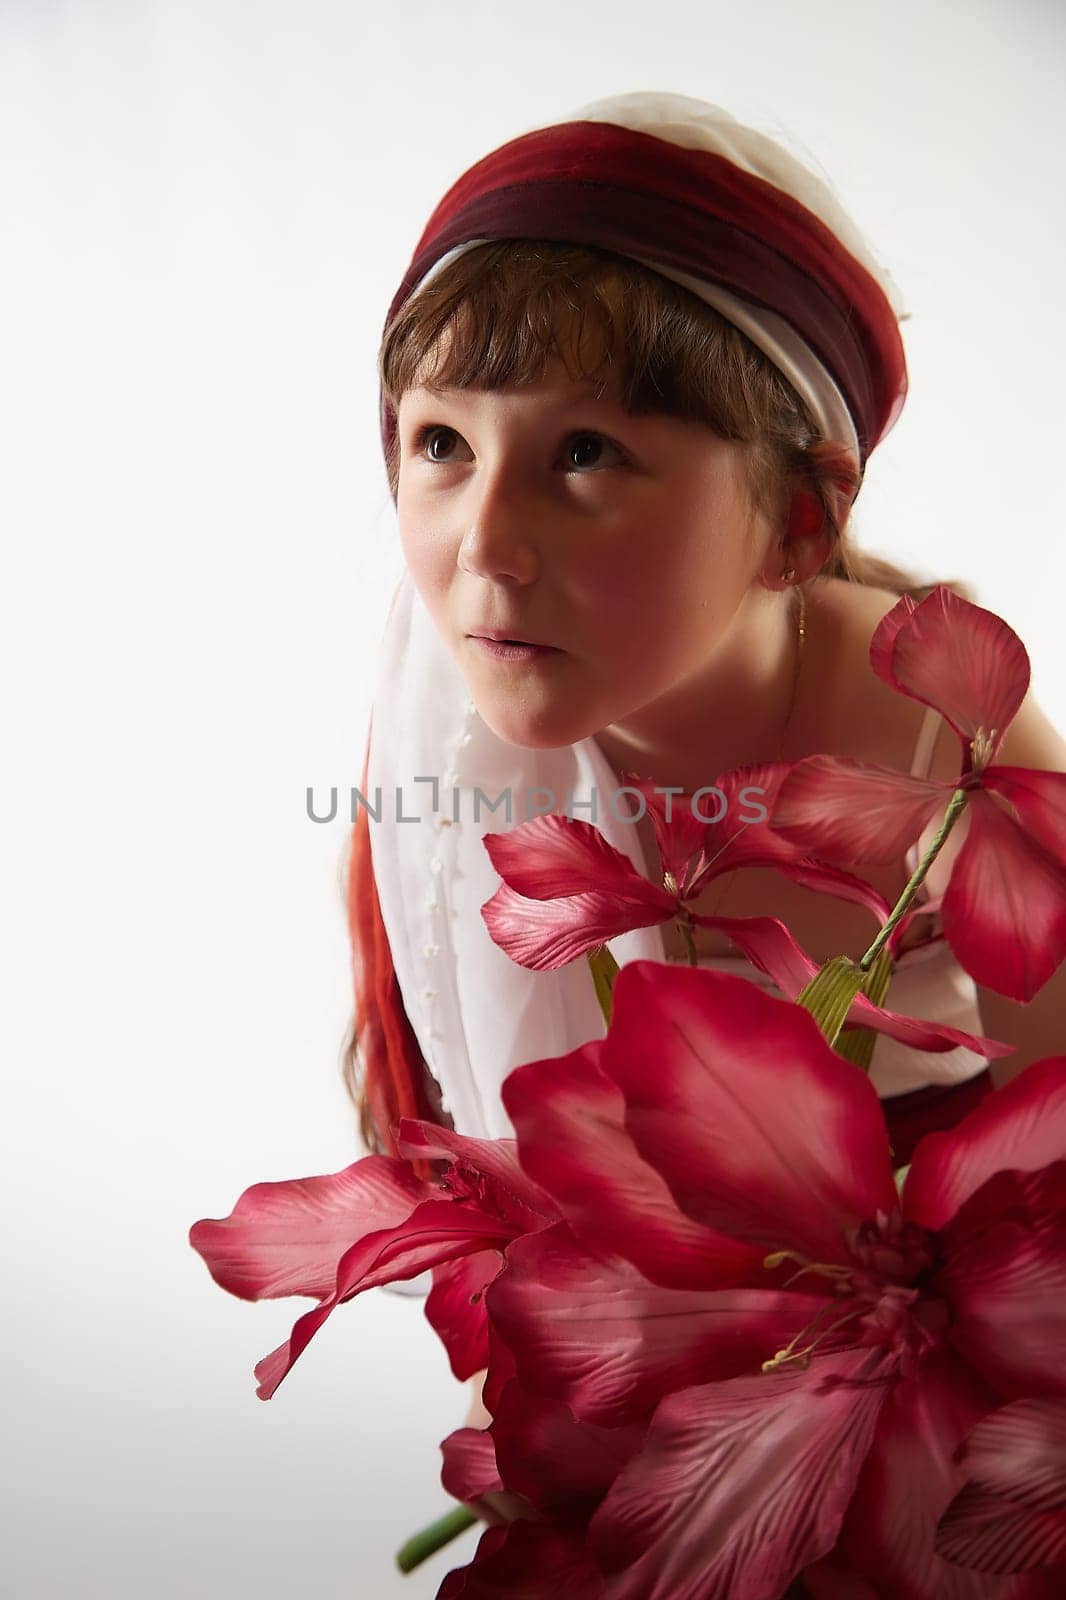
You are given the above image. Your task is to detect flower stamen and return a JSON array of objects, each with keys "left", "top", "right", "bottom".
[
  {"left": 763, "top": 1248, "right": 853, "bottom": 1289},
  {"left": 970, "top": 726, "right": 997, "bottom": 774},
  {"left": 761, "top": 1300, "right": 867, "bottom": 1374}
]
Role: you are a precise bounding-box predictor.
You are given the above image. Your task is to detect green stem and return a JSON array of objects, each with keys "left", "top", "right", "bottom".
[
  {"left": 586, "top": 944, "right": 620, "bottom": 1026},
  {"left": 833, "top": 945, "right": 895, "bottom": 1072},
  {"left": 395, "top": 1505, "right": 479, "bottom": 1573},
  {"left": 859, "top": 788, "right": 969, "bottom": 972},
  {"left": 795, "top": 955, "right": 867, "bottom": 1048}
]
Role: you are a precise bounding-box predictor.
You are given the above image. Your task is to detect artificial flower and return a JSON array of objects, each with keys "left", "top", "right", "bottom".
[
  {"left": 481, "top": 766, "right": 1011, "bottom": 1064},
  {"left": 935, "top": 1398, "right": 1066, "bottom": 1577},
  {"left": 482, "top": 763, "right": 889, "bottom": 969},
  {"left": 480, "top": 961, "right": 1066, "bottom": 1598},
  {"left": 189, "top": 1122, "right": 562, "bottom": 1399},
  {"left": 770, "top": 586, "right": 1066, "bottom": 1001}
]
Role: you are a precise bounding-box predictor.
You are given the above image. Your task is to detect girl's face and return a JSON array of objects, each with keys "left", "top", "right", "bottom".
[{"left": 395, "top": 356, "right": 777, "bottom": 752}]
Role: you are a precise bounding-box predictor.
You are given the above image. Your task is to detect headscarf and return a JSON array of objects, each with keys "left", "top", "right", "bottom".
[{"left": 351, "top": 92, "right": 909, "bottom": 1148}]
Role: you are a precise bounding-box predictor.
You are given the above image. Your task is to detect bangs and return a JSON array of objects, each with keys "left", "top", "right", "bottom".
[
  {"left": 379, "top": 240, "right": 791, "bottom": 441},
  {"left": 382, "top": 244, "right": 626, "bottom": 403}
]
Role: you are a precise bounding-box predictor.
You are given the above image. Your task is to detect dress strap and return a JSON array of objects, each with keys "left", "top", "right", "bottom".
[
  {"left": 909, "top": 702, "right": 942, "bottom": 779},
  {"left": 903, "top": 704, "right": 945, "bottom": 888}
]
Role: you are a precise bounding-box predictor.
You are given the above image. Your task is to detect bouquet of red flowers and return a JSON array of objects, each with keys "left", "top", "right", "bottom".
[{"left": 191, "top": 589, "right": 1066, "bottom": 1597}]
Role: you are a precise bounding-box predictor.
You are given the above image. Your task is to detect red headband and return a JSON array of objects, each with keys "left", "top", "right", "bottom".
[{"left": 380, "top": 117, "right": 907, "bottom": 471}]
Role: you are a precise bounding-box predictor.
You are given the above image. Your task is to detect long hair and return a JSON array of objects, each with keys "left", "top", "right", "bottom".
[
  {"left": 340, "top": 239, "right": 970, "bottom": 1153},
  {"left": 340, "top": 727, "right": 453, "bottom": 1171}
]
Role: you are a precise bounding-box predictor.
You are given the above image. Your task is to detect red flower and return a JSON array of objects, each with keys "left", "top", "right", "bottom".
[
  {"left": 437, "top": 1378, "right": 646, "bottom": 1597},
  {"left": 936, "top": 1398, "right": 1066, "bottom": 1577},
  {"left": 770, "top": 586, "right": 1066, "bottom": 1001},
  {"left": 482, "top": 962, "right": 1066, "bottom": 1598},
  {"left": 481, "top": 764, "right": 1011, "bottom": 1065},
  {"left": 188, "top": 1123, "right": 561, "bottom": 1399},
  {"left": 482, "top": 763, "right": 888, "bottom": 966}
]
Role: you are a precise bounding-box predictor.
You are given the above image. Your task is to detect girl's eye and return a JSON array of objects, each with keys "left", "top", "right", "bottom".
[
  {"left": 411, "top": 425, "right": 627, "bottom": 472},
  {"left": 563, "top": 432, "right": 626, "bottom": 472},
  {"left": 415, "top": 425, "right": 470, "bottom": 464}
]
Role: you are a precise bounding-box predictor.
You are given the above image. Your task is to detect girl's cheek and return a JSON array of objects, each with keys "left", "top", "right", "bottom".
[{"left": 399, "top": 523, "right": 450, "bottom": 590}]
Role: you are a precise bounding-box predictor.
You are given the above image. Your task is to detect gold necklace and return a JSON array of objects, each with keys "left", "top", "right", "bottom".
[{"left": 777, "top": 579, "right": 808, "bottom": 761}]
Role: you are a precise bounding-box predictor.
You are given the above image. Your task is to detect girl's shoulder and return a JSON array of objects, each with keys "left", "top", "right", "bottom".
[{"left": 803, "top": 578, "right": 944, "bottom": 774}]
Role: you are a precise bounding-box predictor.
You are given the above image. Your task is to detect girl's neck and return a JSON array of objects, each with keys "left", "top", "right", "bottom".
[{"left": 594, "top": 581, "right": 831, "bottom": 791}]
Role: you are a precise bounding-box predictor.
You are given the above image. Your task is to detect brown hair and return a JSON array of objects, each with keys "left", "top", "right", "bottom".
[{"left": 342, "top": 239, "right": 970, "bottom": 1152}]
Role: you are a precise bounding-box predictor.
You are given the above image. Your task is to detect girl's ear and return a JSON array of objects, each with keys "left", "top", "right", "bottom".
[{"left": 761, "top": 488, "right": 833, "bottom": 589}]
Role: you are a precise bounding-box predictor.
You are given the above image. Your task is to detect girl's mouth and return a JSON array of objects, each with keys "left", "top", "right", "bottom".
[{"left": 470, "top": 638, "right": 563, "bottom": 663}]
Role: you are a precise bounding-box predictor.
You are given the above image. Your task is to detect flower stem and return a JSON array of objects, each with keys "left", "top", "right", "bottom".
[
  {"left": 395, "top": 1504, "right": 479, "bottom": 1573},
  {"left": 859, "top": 788, "right": 969, "bottom": 971},
  {"left": 586, "top": 944, "right": 620, "bottom": 1025},
  {"left": 832, "top": 945, "right": 894, "bottom": 1073},
  {"left": 679, "top": 918, "right": 699, "bottom": 967},
  {"left": 796, "top": 955, "right": 866, "bottom": 1046}
]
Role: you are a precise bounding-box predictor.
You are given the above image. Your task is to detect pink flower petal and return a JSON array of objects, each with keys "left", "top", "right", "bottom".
[
  {"left": 487, "top": 1220, "right": 826, "bottom": 1428},
  {"left": 985, "top": 766, "right": 1066, "bottom": 868},
  {"left": 188, "top": 1155, "right": 434, "bottom": 1301},
  {"left": 873, "top": 587, "right": 1030, "bottom": 761},
  {"left": 836, "top": 1348, "right": 1006, "bottom": 1600},
  {"left": 690, "top": 917, "right": 1012, "bottom": 1061},
  {"left": 938, "top": 1160, "right": 1066, "bottom": 1246},
  {"left": 936, "top": 1399, "right": 1066, "bottom": 1573},
  {"left": 937, "top": 1485, "right": 1066, "bottom": 1583},
  {"left": 800, "top": 1553, "right": 883, "bottom": 1597},
  {"left": 395, "top": 1120, "right": 560, "bottom": 1230},
  {"left": 481, "top": 883, "right": 672, "bottom": 969},
  {"left": 938, "top": 1172, "right": 1066, "bottom": 1401},
  {"left": 955, "top": 1398, "right": 1066, "bottom": 1513},
  {"left": 482, "top": 813, "right": 670, "bottom": 902},
  {"left": 435, "top": 1525, "right": 509, "bottom": 1600},
  {"left": 904, "top": 1056, "right": 1066, "bottom": 1230},
  {"left": 436, "top": 1519, "right": 607, "bottom": 1600},
  {"left": 488, "top": 1376, "right": 646, "bottom": 1511},
  {"left": 440, "top": 1425, "right": 504, "bottom": 1505},
  {"left": 587, "top": 1348, "right": 893, "bottom": 1600},
  {"left": 252, "top": 1197, "right": 520, "bottom": 1399},
  {"left": 618, "top": 768, "right": 715, "bottom": 886},
  {"left": 688, "top": 764, "right": 893, "bottom": 924},
  {"left": 502, "top": 1045, "right": 767, "bottom": 1292},
  {"left": 768, "top": 860, "right": 892, "bottom": 924},
  {"left": 770, "top": 758, "right": 950, "bottom": 865},
  {"left": 426, "top": 1250, "right": 498, "bottom": 1382},
  {"left": 868, "top": 592, "right": 918, "bottom": 691},
  {"left": 689, "top": 913, "right": 818, "bottom": 996},
  {"left": 841, "top": 993, "right": 1014, "bottom": 1062},
  {"left": 601, "top": 963, "right": 898, "bottom": 1262},
  {"left": 681, "top": 762, "right": 789, "bottom": 883},
  {"left": 480, "top": 1316, "right": 520, "bottom": 1419},
  {"left": 940, "top": 792, "right": 1066, "bottom": 1001}
]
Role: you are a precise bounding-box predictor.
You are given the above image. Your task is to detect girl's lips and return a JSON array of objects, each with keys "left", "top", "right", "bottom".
[{"left": 469, "top": 637, "right": 563, "bottom": 663}]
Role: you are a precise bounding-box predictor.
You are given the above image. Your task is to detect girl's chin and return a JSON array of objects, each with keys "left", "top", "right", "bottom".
[{"left": 471, "top": 699, "right": 598, "bottom": 753}]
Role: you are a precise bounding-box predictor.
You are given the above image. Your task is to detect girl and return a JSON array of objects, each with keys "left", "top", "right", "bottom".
[{"left": 340, "top": 92, "right": 1066, "bottom": 1442}]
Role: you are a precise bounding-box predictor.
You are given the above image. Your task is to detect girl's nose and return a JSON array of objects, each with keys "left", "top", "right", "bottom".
[{"left": 456, "top": 477, "right": 540, "bottom": 585}]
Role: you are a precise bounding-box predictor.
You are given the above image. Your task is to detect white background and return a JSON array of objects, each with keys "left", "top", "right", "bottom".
[{"left": 3, "top": 2, "right": 1065, "bottom": 1596}]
